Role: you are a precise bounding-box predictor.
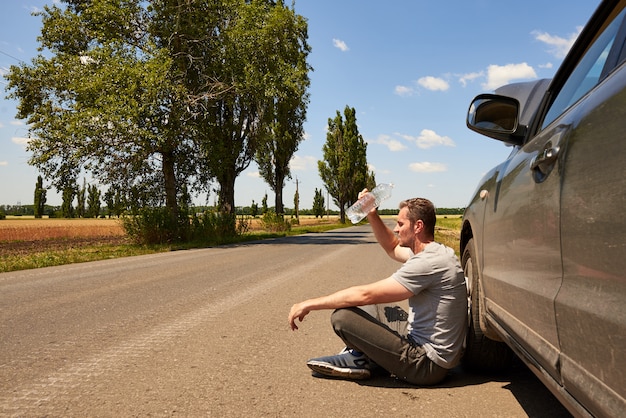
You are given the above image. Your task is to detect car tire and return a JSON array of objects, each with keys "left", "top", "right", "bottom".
[{"left": 461, "top": 238, "right": 513, "bottom": 373}]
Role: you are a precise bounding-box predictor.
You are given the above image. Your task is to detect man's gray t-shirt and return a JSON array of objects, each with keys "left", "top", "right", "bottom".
[{"left": 392, "top": 242, "right": 467, "bottom": 369}]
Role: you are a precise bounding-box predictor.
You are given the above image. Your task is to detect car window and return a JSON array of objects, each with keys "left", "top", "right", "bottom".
[{"left": 541, "top": 6, "right": 626, "bottom": 130}]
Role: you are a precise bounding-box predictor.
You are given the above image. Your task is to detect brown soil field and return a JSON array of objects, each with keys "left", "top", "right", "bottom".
[
  {"left": 0, "top": 218, "right": 126, "bottom": 241},
  {"left": 0, "top": 218, "right": 128, "bottom": 257},
  {"left": 0, "top": 216, "right": 341, "bottom": 258}
]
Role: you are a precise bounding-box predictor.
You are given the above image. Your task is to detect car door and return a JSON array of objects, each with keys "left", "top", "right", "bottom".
[
  {"left": 482, "top": 0, "right": 626, "bottom": 386},
  {"left": 480, "top": 107, "right": 564, "bottom": 381},
  {"left": 545, "top": 2, "right": 626, "bottom": 416}
]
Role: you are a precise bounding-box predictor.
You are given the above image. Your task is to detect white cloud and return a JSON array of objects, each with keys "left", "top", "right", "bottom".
[
  {"left": 458, "top": 71, "right": 483, "bottom": 87},
  {"left": 417, "top": 76, "right": 449, "bottom": 91},
  {"left": 10, "top": 120, "right": 24, "bottom": 126},
  {"left": 409, "top": 162, "right": 447, "bottom": 173},
  {"left": 332, "top": 38, "right": 349, "bottom": 52},
  {"left": 538, "top": 62, "right": 554, "bottom": 69},
  {"left": 532, "top": 27, "right": 583, "bottom": 59},
  {"left": 482, "top": 63, "right": 537, "bottom": 90},
  {"left": 398, "top": 129, "right": 455, "bottom": 149},
  {"left": 371, "top": 134, "right": 408, "bottom": 152},
  {"left": 417, "top": 129, "right": 454, "bottom": 149},
  {"left": 0, "top": 161, "right": 8, "bottom": 166},
  {"left": 394, "top": 85, "right": 414, "bottom": 97},
  {"left": 246, "top": 171, "right": 261, "bottom": 178},
  {"left": 289, "top": 155, "right": 317, "bottom": 171},
  {"left": 12, "top": 136, "right": 30, "bottom": 146}
]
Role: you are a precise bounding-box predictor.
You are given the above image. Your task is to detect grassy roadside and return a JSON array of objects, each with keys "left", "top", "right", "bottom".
[
  {"left": 0, "top": 221, "right": 351, "bottom": 273},
  {"left": 0, "top": 216, "right": 462, "bottom": 273}
]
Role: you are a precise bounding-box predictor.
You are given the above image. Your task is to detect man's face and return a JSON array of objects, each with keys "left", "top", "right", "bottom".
[{"left": 393, "top": 207, "right": 417, "bottom": 247}]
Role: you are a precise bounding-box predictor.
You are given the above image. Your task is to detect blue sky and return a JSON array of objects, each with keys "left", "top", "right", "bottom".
[{"left": 0, "top": 0, "right": 599, "bottom": 211}]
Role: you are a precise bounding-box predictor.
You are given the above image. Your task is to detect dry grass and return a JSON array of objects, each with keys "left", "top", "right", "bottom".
[
  {"left": 0, "top": 218, "right": 130, "bottom": 269},
  {"left": 0, "top": 217, "right": 125, "bottom": 242},
  {"left": 245, "top": 215, "right": 341, "bottom": 231}
]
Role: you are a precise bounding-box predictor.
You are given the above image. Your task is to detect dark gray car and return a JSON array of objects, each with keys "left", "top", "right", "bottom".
[{"left": 460, "top": 0, "right": 625, "bottom": 416}]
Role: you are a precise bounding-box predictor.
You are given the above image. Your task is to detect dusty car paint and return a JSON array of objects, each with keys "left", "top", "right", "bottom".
[{"left": 460, "top": 0, "right": 626, "bottom": 416}]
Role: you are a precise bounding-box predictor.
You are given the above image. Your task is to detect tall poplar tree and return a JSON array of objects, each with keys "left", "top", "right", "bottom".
[
  {"left": 254, "top": 4, "right": 311, "bottom": 214},
  {"left": 198, "top": 0, "right": 310, "bottom": 217},
  {"left": 33, "top": 175, "right": 47, "bottom": 218},
  {"left": 87, "top": 184, "right": 102, "bottom": 218},
  {"left": 318, "top": 106, "right": 370, "bottom": 223},
  {"left": 312, "top": 187, "right": 325, "bottom": 218}
]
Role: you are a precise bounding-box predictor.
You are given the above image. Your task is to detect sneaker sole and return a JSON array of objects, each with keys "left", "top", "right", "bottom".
[{"left": 306, "top": 360, "right": 371, "bottom": 380}]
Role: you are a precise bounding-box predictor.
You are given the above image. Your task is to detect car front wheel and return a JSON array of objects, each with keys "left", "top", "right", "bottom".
[{"left": 461, "top": 238, "right": 513, "bottom": 373}]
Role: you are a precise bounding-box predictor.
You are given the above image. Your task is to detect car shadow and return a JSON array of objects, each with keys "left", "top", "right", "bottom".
[{"left": 314, "top": 359, "right": 572, "bottom": 417}]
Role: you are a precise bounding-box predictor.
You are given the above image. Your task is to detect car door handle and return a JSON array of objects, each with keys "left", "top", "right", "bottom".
[
  {"left": 531, "top": 145, "right": 560, "bottom": 182},
  {"left": 531, "top": 146, "right": 560, "bottom": 171}
]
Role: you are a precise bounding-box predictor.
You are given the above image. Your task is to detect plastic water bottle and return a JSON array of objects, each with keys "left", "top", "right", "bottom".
[{"left": 346, "top": 183, "right": 394, "bottom": 224}]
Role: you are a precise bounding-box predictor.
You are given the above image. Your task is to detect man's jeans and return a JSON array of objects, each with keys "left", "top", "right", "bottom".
[{"left": 331, "top": 305, "right": 448, "bottom": 385}]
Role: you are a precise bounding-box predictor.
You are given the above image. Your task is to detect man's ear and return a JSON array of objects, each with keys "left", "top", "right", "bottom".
[{"left": 414, "top": 219, "right": 423, "bottom": 234}]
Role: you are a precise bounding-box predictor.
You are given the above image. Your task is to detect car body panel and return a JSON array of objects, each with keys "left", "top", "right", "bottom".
[
  {"left": 461, "top": 0, "right": 626, "bottom": 416},
  {"left": 481, "top": 120, "right": 565, "bottom": 381},
  {"left": 556, "top": 61, "right": 626, "bottom": 418}
]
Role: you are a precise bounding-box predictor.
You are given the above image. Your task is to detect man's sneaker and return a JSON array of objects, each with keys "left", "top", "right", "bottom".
[{"left": 306, "top": 349, "right": 372, "bottom": 380}]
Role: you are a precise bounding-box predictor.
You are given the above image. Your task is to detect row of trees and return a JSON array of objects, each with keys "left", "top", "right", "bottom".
[
  {"left": 6, "top": 0, "right": 311, "bottom": 241},
  {"left": 29, "top": 102, "right": 373, "bottom": 224},
  {"left": 5, "top": 0, "right": 382, "bottom": 239},
  {"left": 24, "top": 172, "right": 332, "bottom": 219}
]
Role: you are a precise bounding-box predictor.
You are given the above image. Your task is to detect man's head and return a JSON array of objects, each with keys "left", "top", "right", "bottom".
[{"left": 398, "top": 198, "right": 436, "bottom": 238}]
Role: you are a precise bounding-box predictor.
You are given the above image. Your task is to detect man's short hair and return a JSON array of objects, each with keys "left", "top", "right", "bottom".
[{"left": 399, "top": 198, "right": 436, "bottom": 237}]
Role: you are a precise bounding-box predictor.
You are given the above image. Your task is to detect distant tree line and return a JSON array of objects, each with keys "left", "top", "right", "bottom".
[{"left": 0, "top": 202, "right": 464, "bottom": 219}]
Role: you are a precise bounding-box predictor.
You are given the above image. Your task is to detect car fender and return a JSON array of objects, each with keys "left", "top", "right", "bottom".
[{"left": 462, "top": 164, "right": 504, "bottom": 341}]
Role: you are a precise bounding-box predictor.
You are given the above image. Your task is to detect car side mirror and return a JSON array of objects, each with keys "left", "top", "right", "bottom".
[{"left": 467, "top": 94, "right": 526, "bottom": 146}]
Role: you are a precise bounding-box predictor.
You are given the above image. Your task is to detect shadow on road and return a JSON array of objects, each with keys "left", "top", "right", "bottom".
[
  {"left": 231, "top": 228, "right": 379, "bottom": 247},
  {"left": 312, "top": 359, "right": 572, "bottom": 417}
]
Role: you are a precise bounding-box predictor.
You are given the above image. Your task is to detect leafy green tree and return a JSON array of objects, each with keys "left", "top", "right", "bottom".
[
  {"left": 104, "top": 188, "right": 114, "bottom": 218},
  {"left": 312, "top": 187, "right": 325, "bottom": 218},
  {"left": 250, "top": 200, "right": 259, "bottom": 218},
  {"left": 195, "top": 0, "right": 310, "bottom": 219},
  {"left": 262, "top": 193, "right": 268, "bottom": 215},
  {"left": 254, "top": 5, "right": 310, "bottom": 214},
  {"left": 318, "top": 106, "right": 370, "bottom": 223},
  {"left": 33, "top": 175, "right": 47, "bottom": 218},
  {"left": 77, "top": 178, "right": 86, "bottom": 218},
  {"left": 293, "top": 183, "right": 300, "bottom": 220},
  {"left": 61, "top": 183, "right": 76, "bottom": 219},
  {"left": 114, "top": 190, "right": 125, "bottom": 217},
  {"left": 5, "top": 0, "right": 188, "bottom": 233},
  {"left": 87, "top": 184, "right": 101, "bottom": 218},
  {"left": 366, "top": 171, "right": 377, "bottom": 192}
]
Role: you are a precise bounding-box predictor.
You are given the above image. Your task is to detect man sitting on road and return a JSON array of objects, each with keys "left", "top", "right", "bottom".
[{"left": 288, "top": 196, "right": 467, "bottom": 385}]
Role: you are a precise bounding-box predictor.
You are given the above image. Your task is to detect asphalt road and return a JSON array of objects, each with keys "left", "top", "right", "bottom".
[{"left": 0, "top": 224, "right": 571, "bottom": 417}]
